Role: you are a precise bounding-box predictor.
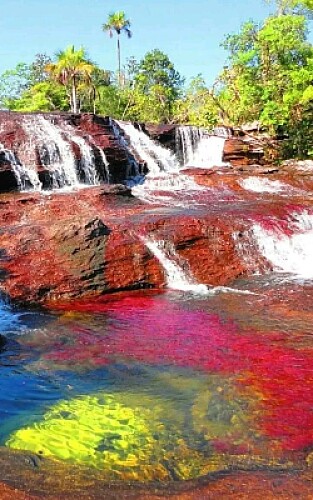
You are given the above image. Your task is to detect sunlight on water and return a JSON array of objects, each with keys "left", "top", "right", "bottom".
[
  {"left": 253, "top": 211, "right": 313, "bottom": 278},
  {"left": 1, "top": 282, "right": 312, "bottom": 486},
  {"left": 240, "top": 176, "right": 293, "bottom": 193}
]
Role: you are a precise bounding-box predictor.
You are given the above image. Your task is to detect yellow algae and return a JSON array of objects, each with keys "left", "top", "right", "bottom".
[
  {"left": 6, "top": 394, "right": 164, "bottom": 473},
  {"left": 5, "top": 385, "right": 268, "bottom": 481}
]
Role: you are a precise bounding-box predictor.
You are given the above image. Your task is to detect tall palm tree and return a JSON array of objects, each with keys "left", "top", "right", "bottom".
[
  {"left": 102, "top": 11, "right": 132, "bottom": 86},
  {"left": 46, "top": 46, "right": 94, "bottom": 113}
]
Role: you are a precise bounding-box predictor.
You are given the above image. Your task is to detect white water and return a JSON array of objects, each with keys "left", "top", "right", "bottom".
[
  {"left": 252, "top": 211, "right": 313, "bottom": 278},
  {"left": 240, "top": 177, "right": 292, "bottom": 193},
  {"left": 142, "top": 237, "right": 209, "bottom": 294},
  {"left": 24, "top": 116, "right": 80, "bottom": 188},
  {"left": 66, "top": 133, "right": 99, "bottom": 185},
  {"left": 117, "top": 122, "right": 207, "bottom": 206},
  {"left": 117, "top": 121, "right": 179, "bottom": 175},
  {"left": 142, "top": 236, "right": 256, "bottom": 295},
  {"left": 0, "top": 143, "right": 41, "bottom": 191},
  {"left": 175, "top": 126, "right": 228, "bottom": 168},
  {"left": 175, "top": 126, "right": 204, "bottom": 166},
  {"left": 186, "top": 135, "right": 228, "bottom": 168}
]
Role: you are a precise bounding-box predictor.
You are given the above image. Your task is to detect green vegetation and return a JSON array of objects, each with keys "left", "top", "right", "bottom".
[
  {"left": 102, "top": 11, "right": 132, "bottom": 86},
  {"left": 1, "top": 2, "right": 313, "bottom": 158}
]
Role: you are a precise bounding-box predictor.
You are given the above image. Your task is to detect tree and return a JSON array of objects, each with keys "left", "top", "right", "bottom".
[
  {"left": 173, "top": 75, "right": 220, "bottom": 127},
  {"left": 0, "top": 54, "right": 52, "bottom": 109},
  {"left": 133, "top": 49, "right": 184, "bottom": 122},
  {"left": 29, "top": 53, "right": 52, "bottom": 84},
  {"left": 219, "top": 14, "right": 313, "bottom": 131},
  {"left": 265, "top": 0, "right": 313, "bottom": 14},
  {"left": 0, "top": 63, "right": 32, "bottom": 108},
  {"left": 46, "top": 45, "right": 95, "bottom": 113},
  {"left": 8, "top": 81, "right": 68, "bottom": 112},
  {"left": 102, "top": 11, "right": 132, "bottom": 86}
]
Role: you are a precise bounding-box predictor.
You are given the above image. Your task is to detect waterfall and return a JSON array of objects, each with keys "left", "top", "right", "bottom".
[
  {"left": 252, "top": 211, "right": 313, "bottom": 278},
  {"left": 116, "top": 121, "right": 205, "bottom": 205},
  {"left": 24, "top": 115, "right": 80, "bottom": 188},
  {"left": 142, "top": 236, "right": 254, "bottom": 295},
  {"left": 67, "top": 133, "right": 100, "bottom": 185},
  {"left": 97, "top": 148, "right": 110, "bottom": 183},
  {"left": 175, "top": 126, "right": 204, "bottom": 165},
  {"left": 0, "top": 143, "right": 41, "bottom": 191},
  {"left": 116, "top": 121, "right": 179, "bottom": 175},
  {"left": 142, "top": 236, "right": 209, "bottom": 294},
  {"left": 22, "top": 115, "right": 110, "bottom": 189},
  {"left": 175, "top": 126, "right": 228, "bottom": 168}
]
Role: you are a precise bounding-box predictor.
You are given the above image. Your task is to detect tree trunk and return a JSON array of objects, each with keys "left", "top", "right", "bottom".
[
  {"left": 117, "top": 35, "right": 121, "bottom": 86},
  {"left": 72, "top": 78, "right": 78, "bottom": 114}
]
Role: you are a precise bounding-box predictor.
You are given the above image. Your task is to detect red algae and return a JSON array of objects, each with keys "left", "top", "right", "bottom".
[{"left": 24, "top": 292, "right": 313, "bottom": 458}]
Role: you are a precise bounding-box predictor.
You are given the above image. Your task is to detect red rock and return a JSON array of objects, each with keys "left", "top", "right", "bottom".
[
  {"left": 0, "top": 112, "right": 136, "bottom": 189},
  {"left": 223, "top": 138, "right": 264, "bottom": 166}
]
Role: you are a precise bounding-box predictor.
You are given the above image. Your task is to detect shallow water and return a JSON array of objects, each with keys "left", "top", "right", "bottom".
[{"left": 1, "top": 275, "right": 313, "bottom": 490}]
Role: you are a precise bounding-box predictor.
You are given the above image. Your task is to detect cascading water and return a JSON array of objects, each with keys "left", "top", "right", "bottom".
[
  {"left": 175, "top": 126, "right": 228, "bottom": 168},
  {"left": 64, "top": 131, "right": 99, "bottom": 185},
  {"left": 116, "top": 121, "right": 205, "bottom": 206},
  {"left": 116, "top": 121, "right": 179, "bottom": 175},
  {"left": 24, "top": 115, "right": 80, "bottom": 188},
  {"left": 142, "top": 236, "right": 209, "bottom": 294},
  {"left": 0, "top": 143, "right": 41, "bottom": 191},
  {"left": 142, "top": 236, "right": 254, "bottom": 295},
  {"left": 22, "top": 115, "right": 110, "bottom": 190},
  {"left": 252, "top": 211, "right": 313, "bottom": 278},
  {"left": 175, "top": 126, "right": 204, "bottom": 166}
]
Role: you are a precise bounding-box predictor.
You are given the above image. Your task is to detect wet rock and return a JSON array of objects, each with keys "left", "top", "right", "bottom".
[
  {"left": 223, "top": 138, "right": 264, "bottom": 166},
  {"left": 0, "top": 111, "right": 137, "bottom": 191},
  {"left": 144, "top": 123, "right": 177, "bottom": 151}
]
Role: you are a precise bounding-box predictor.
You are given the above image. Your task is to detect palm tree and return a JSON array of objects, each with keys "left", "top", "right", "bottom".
[
  {"left": 102, "top": 11, "right": 132, "bottom": 86},
  {"left": 46, "top": 46, "right": 94, "bottom": 113}
]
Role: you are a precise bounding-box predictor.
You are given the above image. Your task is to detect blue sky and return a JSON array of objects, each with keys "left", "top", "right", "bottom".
[{"left": 0, "top": 0, "right": 304, "bottom": 86}]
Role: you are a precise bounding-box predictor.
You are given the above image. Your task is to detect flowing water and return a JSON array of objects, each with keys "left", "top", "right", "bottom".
[
  {"left": 117, "top": 122, "right": 226, "bottom": 206},
  {"left": 0, "top": 143, "right": 42, "bottom": 191},
  {"left": 1, "top": 123, "right": 313, "bottom": 496},
  {"left": 1, "top": 270, "right": 313, "bottom": 491},
  {"left": 175, "top": 125, "right": 228, "bottom": 168}
]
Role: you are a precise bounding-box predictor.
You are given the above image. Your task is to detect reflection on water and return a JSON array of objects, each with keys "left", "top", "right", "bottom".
[{"left": 1, "top": 279, "right": 313, "bottom": 486}]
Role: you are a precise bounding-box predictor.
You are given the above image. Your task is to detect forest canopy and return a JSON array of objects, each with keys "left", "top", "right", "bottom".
[{"left": 1, "top": 1, "right": 313, "bottom": 158}]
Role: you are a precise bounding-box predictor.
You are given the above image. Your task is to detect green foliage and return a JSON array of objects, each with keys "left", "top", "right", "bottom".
[
  {"left": 1, "top": 5, "right": 313, "bottom": 158},
  {"left": 46, "top": 46, "right": 96, "bottom": 113},
  {"left": 0, "top": 63, "right": 32, "bottom": 108},
  {"left": 0, "top": 54, "right": 52, "bottom": 109},
  {"left": 265, "top": 0, "right": 313, "bottom": 16},
  {"left": 173, "top": 76, "right": 219, "bottom": 127},
  {"left": 102, "top": 11, "right": 132, "bottom": 85},
  {"left": 96, "top": 84, "right": 128, "bottom": 118},
  {"left": 129, "top": 49, "right": 184, "bottom": 123},
  {"left": 8, "top": 81, "right": 68, "bottom": 112},
  {"left": 102, "top": 11, "right": 132, "bottom": 38},
  {"left": 219, "top": 13, "right": 313, "bottom": 137}
]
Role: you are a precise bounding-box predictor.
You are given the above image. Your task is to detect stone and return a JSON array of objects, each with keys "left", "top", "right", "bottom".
[
  {"left": 0, "top": 112, "right": 138, "bottom": 191},
  {"left": 223, "top": 138, "right": 264, "bottom": 166}
]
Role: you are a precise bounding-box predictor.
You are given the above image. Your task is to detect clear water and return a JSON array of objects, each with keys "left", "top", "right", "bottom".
[
  {"left": 1, "top": 124, "right": 313, "bottom": 495},
  {"left": 1, "top": 272, "right": 313, "bottom": 491}
]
